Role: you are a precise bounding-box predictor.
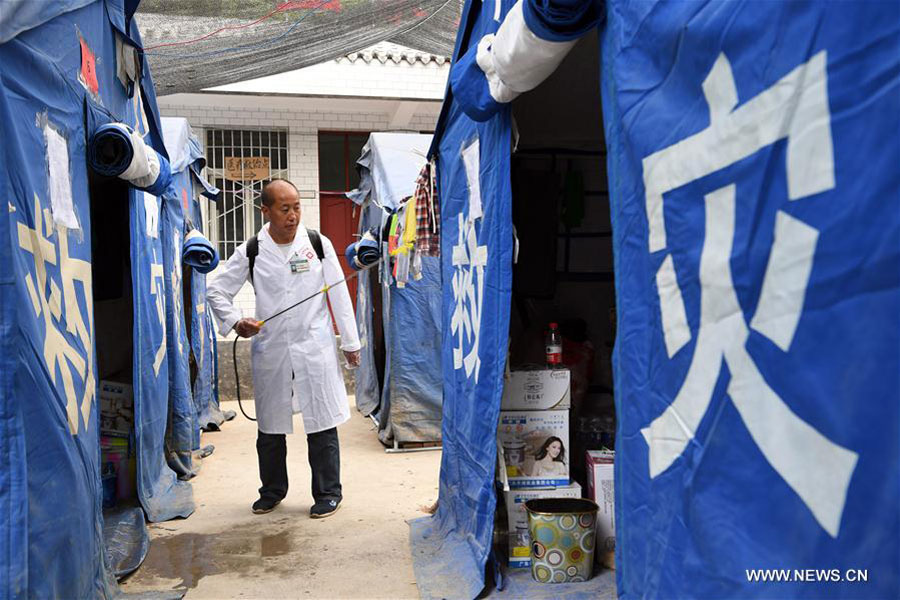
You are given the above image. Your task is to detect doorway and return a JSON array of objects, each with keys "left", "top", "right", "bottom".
[{"left": 317, "top": 131, "right": 368, "bottom": 310}]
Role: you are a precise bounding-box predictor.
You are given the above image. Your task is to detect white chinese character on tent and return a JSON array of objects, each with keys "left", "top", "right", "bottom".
[
  {"left": 150, "top": 252, "right": 167, "bottom": 376},
  {"left": 172, "top": 228, "right": 184, "bottom": 357},
  {"left": 641, "top": 51, "right": 858, "bottom": 538},
  {"left": 451, "top": 139, "right": 488, "bottom": 383},
  {"left": 17, "top": 194, "right": 95, "bottom": 436}
]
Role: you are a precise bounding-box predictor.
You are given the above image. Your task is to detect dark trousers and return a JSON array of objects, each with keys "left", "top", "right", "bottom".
[{"left": 256, "top": 428, "right": 342, "bottom": 504}]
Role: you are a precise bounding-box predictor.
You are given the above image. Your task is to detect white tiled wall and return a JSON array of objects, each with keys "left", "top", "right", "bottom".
[{"left": 159, "top": 101, "right": 441, "bottom": 338}]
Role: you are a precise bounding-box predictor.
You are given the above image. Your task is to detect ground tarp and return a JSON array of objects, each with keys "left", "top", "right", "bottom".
[
  {"left": 414, "top": 0, "right": 899, "bottom": 599},
  {"left": 349, "top": 133, "right": 443, "bottom": 445},
  {"left": 0, "top": 1, "right": 194, "bottom": 595}
]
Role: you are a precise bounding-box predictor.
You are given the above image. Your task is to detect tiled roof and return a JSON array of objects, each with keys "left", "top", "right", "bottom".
[{"left": 336, "top": 42, "right": 449, "bottom": 67}]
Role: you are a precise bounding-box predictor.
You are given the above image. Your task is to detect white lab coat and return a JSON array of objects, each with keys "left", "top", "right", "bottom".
[{"left": 207, "top": 224, "right": 360, "bottom": 435}]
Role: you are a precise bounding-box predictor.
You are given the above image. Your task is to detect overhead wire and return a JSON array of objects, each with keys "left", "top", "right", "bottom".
[{"left": 141, "top": 0, "right": 336, "bottom": 59}]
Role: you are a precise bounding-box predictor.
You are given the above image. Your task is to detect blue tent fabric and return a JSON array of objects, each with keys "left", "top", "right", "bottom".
[
  {"left": 601, "top": 2, "right": 900, "bottom": 598},
  {"left": 0, "top": 63, "right": 29, "bottom": 600},
  {"left": 348, "top": 133, "right": 443, "bottom": 444},
  {"left": 353, "top": 202, "right": 384, "bottom": 416},
  {"left": 158, "top": 118, "right": 226, "bottom": 432},
  {"left": 128, "top": 182, "right": 194, "bottom": 522},
  {"left": 0, "top": 0, "right": 95, "bottom": 44},
  {"left": 409, "top": 0, "right": 515, "bottom": 581},
  {"left": 160, "top": 186, "right": 195, "bottom": 479},
  {"left": 420, "top": 0, "right": 899, "bottom": 599},
  {"left": 0, "top": 0, "right": 166, "bottom": 595},
  {"left": 87, "top": 122, "right": 173, "bottom": 196},
  {"left": 182, "top": 230, "right": 219, "bottom": 274},
  {"left": 386, "top": 255, "right": 443, "bottom": 443},
  {"left": 416, "top": 106, "right": 513, "bottom": 600}
]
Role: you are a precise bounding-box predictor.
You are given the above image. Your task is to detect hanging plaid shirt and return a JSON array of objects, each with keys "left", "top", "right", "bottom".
[{"left": 414, "top": 162, "right": 440, "bottom": 256}]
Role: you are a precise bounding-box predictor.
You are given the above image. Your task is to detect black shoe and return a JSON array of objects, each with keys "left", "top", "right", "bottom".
[
  {"left": 252, "top": 497, "right": 281, "bottom": 514},
  {"left": 310, "top": 499, "right": 340, "bottom": 519}
]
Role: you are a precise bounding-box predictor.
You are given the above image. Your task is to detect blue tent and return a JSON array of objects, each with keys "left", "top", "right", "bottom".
[
  {"left": 0, "top": 1, "right": 199, "bottom": 595},
  {"left": 348, "top": 132, "right": 443, "bottom": 446},
  {"left": 412, "top": 1, "right": 899, "bottom": 599},
  {"left": 159, "top": 116, "right": 224, "bottom": 477}
]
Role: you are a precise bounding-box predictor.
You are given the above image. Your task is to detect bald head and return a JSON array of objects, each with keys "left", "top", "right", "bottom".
[
  {"left": 261, "top": 178, "right": 299, "bottom": 207},
  {"left": 260, "top": 179, "right": 301, "bottom": 243}
]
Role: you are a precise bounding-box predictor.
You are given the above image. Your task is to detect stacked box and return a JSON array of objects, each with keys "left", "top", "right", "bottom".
[
  {"left": 586, "top": 450, "right": 615, "bottom": 555},
  {"left": 99, "top": 379, "right": 133, "bottom": 437},
  {"left": 498, "top": 409, "right": 570, "bottom": 488},
  {"left": 504, "top": 482, "right": 582, "bottom": 568},
  {"left": 501, "top": 369, "right": 571, "bottom": 411}
]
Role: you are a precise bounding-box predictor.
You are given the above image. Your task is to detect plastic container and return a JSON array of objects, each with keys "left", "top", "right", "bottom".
[
  {"left": 545, "top": 323, "right": 562, "bottom": 367},
  {"left": 525, "top": 497, "right": 599, "bottom": 583}
]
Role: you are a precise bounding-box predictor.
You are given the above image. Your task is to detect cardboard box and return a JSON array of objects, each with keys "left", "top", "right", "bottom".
[
  {"left": 504, "top": 482, "right": 582, "bottom": 568},
  {"left": 99, "top": 379, "right": 133, "bottom": 437},
  {"left": 498, "top": 410, "right": 569, "bottom": 488},
  {"left": 586, "top": 450, "right": 615, "bottom": 554},
  {"left": 501, "top": 369, "right": 570, "bottom": 410}
]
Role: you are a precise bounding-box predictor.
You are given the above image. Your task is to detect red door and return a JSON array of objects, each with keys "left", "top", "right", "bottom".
[{"left": 320, "top": 192, "right": 361, "bottom": 323}]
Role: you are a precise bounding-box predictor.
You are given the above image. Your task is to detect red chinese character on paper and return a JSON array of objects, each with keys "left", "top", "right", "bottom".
[{"left": 79, "top": 36, "right": 99, "bottom": 96}]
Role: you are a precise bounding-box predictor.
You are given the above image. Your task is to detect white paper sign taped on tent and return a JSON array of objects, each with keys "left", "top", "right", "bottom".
[
  {"left": 44, "top": 125, "right": 79, "bottom": 230},
  {"left": 462, "top": 139, "right": 483, "bottom": 221},
  {"left": 144, "top": 192, "right": 159, "bottom": 238}
]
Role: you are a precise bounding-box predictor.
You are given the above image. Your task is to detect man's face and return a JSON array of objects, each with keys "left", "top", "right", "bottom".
[{"left": 261, "top": 182, "right": 301, "bottom": 240}]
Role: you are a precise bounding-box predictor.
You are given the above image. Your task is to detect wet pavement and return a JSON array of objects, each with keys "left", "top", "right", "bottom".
[{"left": 121, "top": 399, "right": 441, "bottom": 598}]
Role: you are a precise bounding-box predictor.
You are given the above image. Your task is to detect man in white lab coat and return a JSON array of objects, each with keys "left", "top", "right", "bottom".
[{"left": 207, "top": 179, "right": 361, "bottom": 517}]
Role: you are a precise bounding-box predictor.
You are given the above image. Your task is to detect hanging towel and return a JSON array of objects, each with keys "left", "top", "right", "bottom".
[
  {"left": 89, "top": 123, "right": 172, "bottom": 196},
  {"left": 182, "top": 229, "right": 219, "bottom": 274},
  {"left": 345, "top": 229, "right": 381, "bottom": 271}
]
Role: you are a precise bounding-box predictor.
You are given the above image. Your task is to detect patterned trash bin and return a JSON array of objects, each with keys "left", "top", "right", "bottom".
[{"left": 524, "top": 498, "right": 599, "bottom": 583}]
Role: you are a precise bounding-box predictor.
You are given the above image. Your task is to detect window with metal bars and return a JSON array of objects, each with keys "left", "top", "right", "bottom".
[{"left": 205, "top": 128, "right": 289, "bottom": 260}]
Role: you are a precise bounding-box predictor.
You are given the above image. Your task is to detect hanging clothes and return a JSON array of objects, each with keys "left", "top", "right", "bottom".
[{"left": 414, "top": 161, "right": 441, "bottom": 257}]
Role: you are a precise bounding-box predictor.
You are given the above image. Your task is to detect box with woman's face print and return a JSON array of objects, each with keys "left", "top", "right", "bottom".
[{"left": 498, "top": 409, "right": 570, "bottom": 488}]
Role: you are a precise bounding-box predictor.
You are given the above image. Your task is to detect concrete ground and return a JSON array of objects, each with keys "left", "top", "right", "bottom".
[{"left": 121, "top": 399, "right": 441, "bottom": 599}]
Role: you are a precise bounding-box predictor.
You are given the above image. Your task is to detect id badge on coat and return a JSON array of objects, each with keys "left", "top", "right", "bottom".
[{"left": 290, "top": 255, "right": 310, "bottom": 274}]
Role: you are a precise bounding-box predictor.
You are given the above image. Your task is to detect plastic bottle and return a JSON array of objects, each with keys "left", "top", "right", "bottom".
[{"left": 546, "top": 322, "right": 563, "bottom": 368}]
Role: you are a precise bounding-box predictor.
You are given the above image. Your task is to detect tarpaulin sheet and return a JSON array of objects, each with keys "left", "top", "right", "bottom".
[
  {"left": 385, "top": 255, "right": 443, "bottom": 443},
  {"left": 347, "top": 133, "right": 443, "bottom": 444},
  {"left": 418, "top": 0, "right": 899, "bottom": 599},
  {"left": 159, "top": 116, "right": 226, "bottom": 438},
  {"left": 486, "top": 566, "right": 616, "bottom": 599},
  {"left": 160, "top": 177, "right": 195, "bottom": 478},
  {"left": 347, "top": 133, "right": 433, "bottom": 210},
  {"left": 353, "top": 200, "right": 386, "bottom": 417},
  {"left": 126, "top": 146, "right": 195, "bottom": 520},
  {"left": 410, "top": 0, "right": 513, "bottom": 591},
  {"left": 601, "top": 2, "right": 900, "bottom": 598},
  {"left": 0, "top": 0, "right": 95, "bottom": 44},
  {"left": 103, "top": 506, "right": 151, "bottom": 579},
  {"left": 0, "top": 50, "right": 27, "bottom": 600},
  {"left": 0, "top": 1, "right": 144, "bottom": 595}
]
